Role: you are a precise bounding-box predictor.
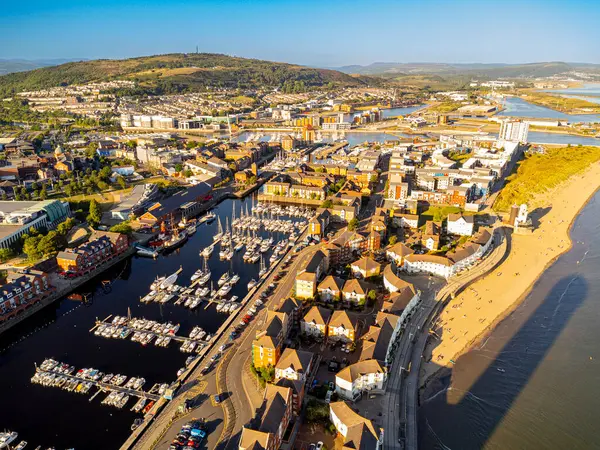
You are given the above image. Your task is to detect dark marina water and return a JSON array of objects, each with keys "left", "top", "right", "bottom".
[
  {"left": 419, "top": 190, "right": 600, "bottom": 449},
  {"left": 0, "top": 195, "right": 298, "bottom": 450}
]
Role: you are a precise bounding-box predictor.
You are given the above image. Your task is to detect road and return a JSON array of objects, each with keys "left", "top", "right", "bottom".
[
  {"left": 222, "top": 238, "right": 322, "bottom": 449},
  {"left": 382, "top": 278, "right": 440, "bottom": 450},
  {"left": 383, "top": 226, "right": 509, "bottom": 450}
]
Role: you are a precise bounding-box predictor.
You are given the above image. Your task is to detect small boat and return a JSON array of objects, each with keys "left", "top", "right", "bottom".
[
  {"left": 135, "top": 245, "right": 159, "bottom": 258},
  {"left": 218, "top": 272, "right": 231, "bottom": 287},
  {"left": 497, "top": 368, "right": 506, "bottom": 373},
  {"left": 228, "top": 274, "right": 240, "bottom": 285},
  {"left": 259, "top": 256, "right": 268, "bottom": 278},
  {"left": 186, "top": 223, "right": 197, "bottom": 235},
  {"left": 131, "top": 418, "right": 144, "bottom": 431},
  {"left": 218, "top": 284, "right": 232, "bottom": 297},
  {"left": 0, "top": 432, "right": 18, "bottom": 448},
  {"left": 14, "top": 441, "right": 27, "bottom": 450},
  {"left": 247, "top": 279, "right": 258, "bottom": 290},
  {"left": 201, "top": 244, "right": 214, "bottom": 257},
  {"left": 199, "top": 211, "right": 216, "bottom": 224}
]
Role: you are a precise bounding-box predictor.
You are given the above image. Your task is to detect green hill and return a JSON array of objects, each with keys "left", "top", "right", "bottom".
[{"left": 0, "top": 53, "right": 372, "bottom": 96}]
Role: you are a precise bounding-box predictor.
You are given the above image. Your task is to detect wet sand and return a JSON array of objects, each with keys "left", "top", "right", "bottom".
[{"left": 420, "top": 161, "right": 600, "bottom": 387}]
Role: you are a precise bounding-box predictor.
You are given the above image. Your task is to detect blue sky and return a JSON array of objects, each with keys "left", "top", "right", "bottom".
[{"left": 1, "top": 0, "right": 598, "bottom": 66}]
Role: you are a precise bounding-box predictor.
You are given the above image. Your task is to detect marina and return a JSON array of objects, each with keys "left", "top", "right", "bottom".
[
  {"left": 0, "top": 194, "right": 312, "bottom": 450},
  {"left": 90, "top": 314, "right": 212, "bottom": 351},
  {"left": 31, "top": 358, "right": 165, "bottom": 405}
]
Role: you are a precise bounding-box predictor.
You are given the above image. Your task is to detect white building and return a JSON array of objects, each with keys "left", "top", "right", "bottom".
[
  {"left": 447, "top": 213, "right": 475, "bottom": 236},
  {"left": 403, "top": 254, "right": 454, "bottom": 279},
  {"left": 499, "top": 119, "right": 529, "bottom": 143},
  {"left": 330, "top": 402, "right": 383, "bottom": 450},
  {"left": 335, "top": 359, "right": 387, "bottom": 401}
]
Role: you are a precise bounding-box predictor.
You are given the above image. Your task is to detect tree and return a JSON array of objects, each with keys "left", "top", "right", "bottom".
[
  {"left": 320, "top": 199, "right": 333, "bottom": 208},
  {"left": 367, "top": 290, "right": 377, "bottom": 301},
  {"left": 116, "top": 176, "right": 127, "bottom": 189},
  {"left": 175, "top": 163, "right": 183, "bottom": 173},
  {"left": 0, "top": 248, "right": 13, "bottom": 262},
  {"left": 57, "top": 217, "right": 76, "bottom": 235},
  {"left": 388, "top": 235, "right": 398, "bottom": 246},
  {"left": 86, "top": 142, "right": 99, "bottom": 158},
  {"left": 39, "top": 187, "right": 48, "bottom": 200},
  {"left": 37, "top": 231, "right": 58, "bottom": 257},
  {"left": 87, "top": 199, "right": 101, "bottom": 227},
  {"left": 109, "top": 223, "right": 133, "bottom": 235},
  {"left": 348, "top": 218, "right": 359, "bottom": 231},
  {"left": 183, "top": 169, "right": 194, "bottom": 178},
  {"left": 99, "top": 166, "right": 112, "bottom": 180},
  {"left": 23, "top": 235, "right": 43, "bottom": 261}
]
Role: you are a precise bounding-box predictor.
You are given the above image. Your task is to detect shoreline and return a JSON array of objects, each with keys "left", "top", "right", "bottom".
[{"left": 419, "top": 161, "right": 600, "bottom": 394}]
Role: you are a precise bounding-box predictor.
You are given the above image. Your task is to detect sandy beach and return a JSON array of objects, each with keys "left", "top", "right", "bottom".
[{"left": 420, "top": 161, "right": 600, "bottom": 387}]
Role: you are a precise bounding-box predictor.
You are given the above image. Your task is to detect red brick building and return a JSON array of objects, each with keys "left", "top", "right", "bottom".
[{"left": 0, "top": 270, "right": 51, "bottom": 323}]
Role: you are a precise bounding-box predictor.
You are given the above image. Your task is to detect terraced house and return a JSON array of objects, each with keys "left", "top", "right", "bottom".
[
  {"left": 335, "top": 359, "right": 387, "bottom": 401},
  {"left": 300, "top": 305, "right": 332, "bottom": 338},
  {"left": 330, "top": 401, "right": 383, "bottom": 450},
  {"left": 239, "top": 384, "right": 293, "bottom": 450},
  {"left": 56, "top": 231, "right": 129, "bottom": 275},
  {"left": 252, "top": 311, "right": 289, "bottom": 369},
  {"left": 0, "top": 270, "right": 50, "bottom": 323},
  {"left": 328, "top": 310, "right": 358, "bottom": 343}
]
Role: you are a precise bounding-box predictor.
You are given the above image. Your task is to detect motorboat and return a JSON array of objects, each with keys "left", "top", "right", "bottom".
[
  {"left": 0, "top": 432, "right": 18, "bottom": 448},
  {"left": 247, "top": 279, "right": 258, "bottom": 290},
  {"left": 218, "top": 272, "right": 231, "bottom": 286},
  {"left": 218, "top": 284, "right": 232, "bottom": 297},
  {"left": 228, "top": 274, "right": 240, "bottom": 285},
  {"left": 201, "top": 244, "right": 214, "bottom": 257}
]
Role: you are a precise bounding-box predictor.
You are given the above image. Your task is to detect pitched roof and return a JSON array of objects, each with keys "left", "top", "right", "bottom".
[
  {"left": 330, "top": 402, "right": 381, "bottom": 450},
  {"left": 259, "top": 384, "right": 292, "bottom": 434},
  {"left": 383, "top": 264, "right": 417, "bottom": 294},
  {"left": 350, "top": 256, "right": 381, "bottom": 273},
  {"left": 275, "top": 348, "right": 313, "bottom": 374},
  {"left": 56, "top": 251, "right": 80, "bottom": 261},
  {"left": 302, "top": 305, "right": 332, "bottom": 326},
  {"left": 318, "top": 275, "right": 344, "bottom": 293},
  {"left": 297, "top": 270, "right": 317, "bottom": 282},
  {"left": 329, "top": 310, "right": 356, "bottom": 330},
  {"left": 359, "top": 321, "right": 394, "bottom": 362},
  {"left": 472, "top": 227, "right": 492, "bottom": 246},
  {"left": 342, "top": 278, "right": 369, "bottom": 296},
  {"left": 405, "top": 254, "right": 452, "bottom": 266},
  {"left": 447, "top": 242, "right": 481, "bottom": 263},
  {"left": 382, "top": 290, "right": 416, "bottom": 315},
  {"left": 276, "top": 297, "right": 301, "bottom": 315},
  {"left": 336, "top": 359, "right": 386, "bottom": 383},
  {"left": 239, "top": 428, "right": 269, "bottom": 449},
  {"left": 447, "top": 213, "right": 474, "bottom": 224},
  {"left": 386, "top": 242, "right": 414, "bottom": 258}
]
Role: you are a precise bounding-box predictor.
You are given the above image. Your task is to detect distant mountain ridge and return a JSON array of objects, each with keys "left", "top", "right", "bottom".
[
  {"left": 0, "top": 58, "right": 87, "bottom": 76},
  {"left": 333, "top": 61, "right": 600, "bottom": 78},
  {"left": 0, "top": 53, "right": 374, "bottom": 96}
]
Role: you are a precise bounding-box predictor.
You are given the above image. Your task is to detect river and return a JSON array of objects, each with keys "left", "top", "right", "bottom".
[
  {"left": 0, "top": 195, "right": 301, "bottom": 450},
  {"left": 497, "top": 96, "right": 600, "bottom": 123},
  {"left": 419, "top": 185, "right": 600, "bottom": 448}
]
